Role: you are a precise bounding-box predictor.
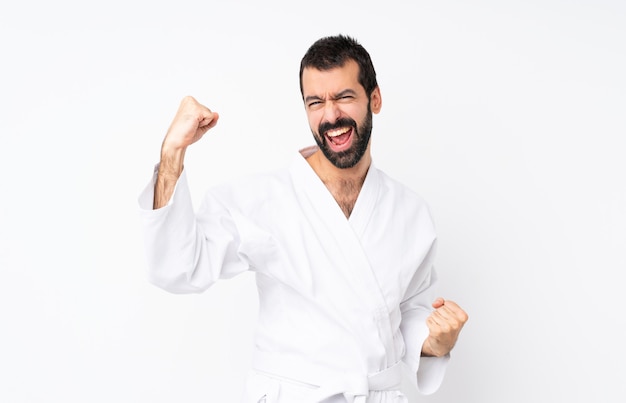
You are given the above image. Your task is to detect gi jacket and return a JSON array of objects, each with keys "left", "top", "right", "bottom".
[{"left": 138, "top": 146, "right": 449, "bottom": 402}]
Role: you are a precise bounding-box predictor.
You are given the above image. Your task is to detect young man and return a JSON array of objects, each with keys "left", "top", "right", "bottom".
[{"left": 139, "top": 35, "right": 468, "bottom": 402}]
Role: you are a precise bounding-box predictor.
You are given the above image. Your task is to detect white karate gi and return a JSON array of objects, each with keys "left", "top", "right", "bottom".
[{"left": 138, "top": 146, "right": 449, "bottom": 403}]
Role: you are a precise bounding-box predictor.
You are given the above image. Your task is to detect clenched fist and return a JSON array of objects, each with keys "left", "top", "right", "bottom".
[
  {"left": 162, "top": 96, "right": 219, "bottom": 152},
  {"left": 421, "top": 298, "right": 468, "bottom": 357}
]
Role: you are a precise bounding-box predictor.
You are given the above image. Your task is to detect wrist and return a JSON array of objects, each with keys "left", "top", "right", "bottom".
[{"left": 421, "top": 343, "right": 435, "bottom": 357}]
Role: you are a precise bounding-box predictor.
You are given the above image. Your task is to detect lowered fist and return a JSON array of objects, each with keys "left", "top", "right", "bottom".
[{"left": 422, "top": 298, "right": 469, "bottom": 357}]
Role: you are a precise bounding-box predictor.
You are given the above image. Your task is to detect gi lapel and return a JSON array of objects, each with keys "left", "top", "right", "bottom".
[
  {"left": 348, "top": 158, "right": 380, "bottom": 239},
  {"left": 290, "top": 148, "right": 388, "bottom": 311},
  {"left": 290, "top": 148, "right": 400, "bottom": 366}
]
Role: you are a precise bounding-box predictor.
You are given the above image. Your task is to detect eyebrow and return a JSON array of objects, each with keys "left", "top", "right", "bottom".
[{"left": 304, "top": 89, "right": 358, "bottom": 104}]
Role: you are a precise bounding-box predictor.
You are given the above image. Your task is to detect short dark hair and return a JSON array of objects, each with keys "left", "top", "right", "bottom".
[{"left": 299, "top": 34, "right": 378, "bottom": 99}]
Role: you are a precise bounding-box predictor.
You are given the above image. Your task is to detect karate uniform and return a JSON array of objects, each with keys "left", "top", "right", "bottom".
[{"left": 138, "top": 146, "right": 449, "bottom": 402}]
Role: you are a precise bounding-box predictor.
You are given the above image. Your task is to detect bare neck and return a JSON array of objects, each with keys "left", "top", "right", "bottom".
[{"left": 306, "top": 147, "right": 371, "bottom": 218}]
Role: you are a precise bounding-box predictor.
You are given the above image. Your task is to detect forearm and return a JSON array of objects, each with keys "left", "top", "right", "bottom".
[{"left": 153, "top": 146, "right": 186, "bottom": 209}]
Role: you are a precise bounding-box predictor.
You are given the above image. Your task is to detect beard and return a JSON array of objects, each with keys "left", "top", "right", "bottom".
[{"left": 312, "top": 105, "right": 373, "bottom": 169}]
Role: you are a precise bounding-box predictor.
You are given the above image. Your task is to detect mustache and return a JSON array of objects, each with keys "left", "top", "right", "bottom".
[{"left": 318, "top": 117, "right": 357, "bottom": 136}]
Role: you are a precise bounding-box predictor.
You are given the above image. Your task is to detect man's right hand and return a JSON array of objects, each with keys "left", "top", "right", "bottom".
[
  {"left": 162, "top": 95, "right": 219, "bottom": 152},
  {"left": 154, "top": 96, "right": 219, "bottom": 209}
]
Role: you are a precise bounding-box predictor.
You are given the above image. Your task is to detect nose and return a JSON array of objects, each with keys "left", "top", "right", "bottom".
[{"left": 322, "top": 100, "right": 341, "bottom": 124}]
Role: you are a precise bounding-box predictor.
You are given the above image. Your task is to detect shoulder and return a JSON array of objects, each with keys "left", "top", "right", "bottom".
[
  {"left": 373, "top": 166, "right": 436, "bottom": 227},
  {"left": 375, "top": 167, "right": 430, "bottom": 208}
]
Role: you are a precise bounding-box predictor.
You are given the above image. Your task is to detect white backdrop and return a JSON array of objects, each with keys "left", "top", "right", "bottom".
[{"left": 1, "top": 1, "right": 624, "bottom": 402}]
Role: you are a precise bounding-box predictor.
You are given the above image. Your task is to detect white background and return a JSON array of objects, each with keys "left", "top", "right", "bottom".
[{"left": 1, "top": 1, "right": 624, "bottom": 402}]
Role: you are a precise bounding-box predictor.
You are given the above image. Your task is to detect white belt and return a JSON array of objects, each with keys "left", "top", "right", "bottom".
[{"left": 252, "top": 351, "right": 407, "bottom": 402}]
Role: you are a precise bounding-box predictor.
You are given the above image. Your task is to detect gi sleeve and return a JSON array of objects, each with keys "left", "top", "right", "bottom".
[
  {"left": 137, "top": 165, "right": 248, "bottom": 294},
  {"left": 399, "top": 240, "right": 450, "bottom": 395}
]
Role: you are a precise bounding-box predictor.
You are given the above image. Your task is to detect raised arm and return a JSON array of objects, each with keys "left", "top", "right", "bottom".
[{"left": 154, "top": 96, "right": 219, "bottom": 209}]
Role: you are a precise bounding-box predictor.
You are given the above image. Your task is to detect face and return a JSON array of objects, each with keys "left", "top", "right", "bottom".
[{"left": 302, "top": 60, "right": 381, "bottom": 169}]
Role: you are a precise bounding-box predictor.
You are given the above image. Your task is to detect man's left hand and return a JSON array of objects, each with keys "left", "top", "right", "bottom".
[{"left": 421, "top": 298, "right": 469, "bottom": 357}]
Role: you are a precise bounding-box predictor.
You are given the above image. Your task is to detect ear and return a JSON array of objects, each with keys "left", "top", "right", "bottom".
[{"left": 370, "top": 87, "right": 382, "bottom": 114}]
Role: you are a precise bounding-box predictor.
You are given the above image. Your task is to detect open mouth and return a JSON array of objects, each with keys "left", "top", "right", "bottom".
[{"left": 325, "top": 126, "right": 353, "bottom": 150}]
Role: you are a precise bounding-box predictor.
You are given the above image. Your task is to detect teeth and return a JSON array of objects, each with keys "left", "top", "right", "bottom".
[{"left": 326, "top": 127, "right": 350, "bottom": 137}]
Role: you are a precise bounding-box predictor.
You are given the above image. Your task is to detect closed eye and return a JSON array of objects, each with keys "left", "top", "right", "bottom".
[{"left": 334, "top": 89, "right": 357, "bottom": 102}]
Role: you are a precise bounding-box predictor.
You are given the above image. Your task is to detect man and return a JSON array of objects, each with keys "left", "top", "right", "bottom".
[{"left": 138, "top": 35, "right": 468, "bottom": 402}]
